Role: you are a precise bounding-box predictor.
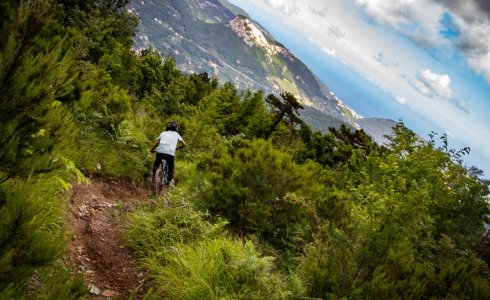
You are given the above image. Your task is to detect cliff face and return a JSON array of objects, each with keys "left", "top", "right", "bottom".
[
  {"left": 130, "top": 0, "right": 362, "bottom": 130},
  {"left": 227, "top": 16, "right": 294, "bottom": 61}
]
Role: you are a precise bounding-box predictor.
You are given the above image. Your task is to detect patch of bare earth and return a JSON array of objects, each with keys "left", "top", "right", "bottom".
[{"left": 65, "top": 176, "right": 151, "bottom": 299}]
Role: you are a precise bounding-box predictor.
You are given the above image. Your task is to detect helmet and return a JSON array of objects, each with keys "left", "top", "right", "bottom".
[{"left": 166, "top": 120, "right": 178, "bottom": 131}]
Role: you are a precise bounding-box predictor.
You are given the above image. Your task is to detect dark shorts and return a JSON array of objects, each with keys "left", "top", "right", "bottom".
[{"left": 153, "top": 153, "right": 175, "bottom": 181}]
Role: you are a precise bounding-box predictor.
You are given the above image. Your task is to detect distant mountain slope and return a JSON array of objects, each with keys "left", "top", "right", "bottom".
[
  {"left": 129, "top": 0, "right": 360, "bottom": 128},
  {"left": 356, "top": 118, "right": 398, "bottom": 145},
  {"left": 217, "top": 0, "right": 250, "bottom": 19}
]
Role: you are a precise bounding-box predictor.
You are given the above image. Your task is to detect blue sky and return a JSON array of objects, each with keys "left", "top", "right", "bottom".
[{"left": 227, "top": 0, "right": 490, "bottom": 176}]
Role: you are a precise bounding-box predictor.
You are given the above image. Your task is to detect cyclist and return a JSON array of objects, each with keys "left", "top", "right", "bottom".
[{"left": 150, "top": 120, "right": 187, "bottom": 186}]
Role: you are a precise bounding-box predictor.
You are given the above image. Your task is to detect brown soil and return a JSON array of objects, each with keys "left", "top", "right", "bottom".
[{"left": 65, "top": 176, "right": 151, "bottom": 299}]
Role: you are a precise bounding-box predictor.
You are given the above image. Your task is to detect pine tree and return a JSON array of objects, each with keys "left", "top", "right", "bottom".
[
  {"left": 0, "top": 0, "right": 78, "bottom": 181},
  {"left": 265, "top": 92, "right": 304, "bottom": 138}
]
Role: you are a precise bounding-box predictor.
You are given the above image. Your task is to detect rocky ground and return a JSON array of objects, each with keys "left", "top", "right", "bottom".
[{"left": 65, "top": 177, "right": 151, "bottom": 299}]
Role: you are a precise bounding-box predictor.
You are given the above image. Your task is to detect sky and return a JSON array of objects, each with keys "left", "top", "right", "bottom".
[{"left": 227, "top": 0, "right": 490, "bottom": 176}]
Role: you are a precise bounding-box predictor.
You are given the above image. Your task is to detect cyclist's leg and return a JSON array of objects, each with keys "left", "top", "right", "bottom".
[
  {"left": 162, "top": 154, "right": 175, "bottom": 182},
  {"left": 153, "top": 152, "right": 165, "bottom": 176}
]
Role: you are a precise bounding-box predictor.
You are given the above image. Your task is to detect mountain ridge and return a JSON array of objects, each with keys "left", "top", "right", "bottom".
[{"left": 129, "top": 0, "right": 396, "bottom": 138}]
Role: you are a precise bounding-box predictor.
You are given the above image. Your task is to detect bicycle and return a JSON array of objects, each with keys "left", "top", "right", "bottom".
[{"left": 153, "top": 158, "right": 169, "bottom": 195}]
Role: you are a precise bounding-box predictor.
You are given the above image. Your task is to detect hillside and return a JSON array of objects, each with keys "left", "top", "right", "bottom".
[
  {"left": 356, "top": 118, "right": 399, "bottom": 145},
  {"left": 1, "top": 1, "right": 489, "bottom": 299},
  {"left": 128, "top": 0, "right": 360, "bottom": 130}
]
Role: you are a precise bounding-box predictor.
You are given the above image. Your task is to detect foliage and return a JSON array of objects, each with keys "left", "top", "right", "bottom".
[
  {"left": 0, "top": 176, "right": 86, "bottom": 298},
  {"left": 2, "top": 0, "right": 489, "bottom": 297},
  {"left": 126, "top": 205, "right": 226, "bottom": 258},
  {"left": 146, "top": 237, "right": 305, "bottom": 300},
  {"left": 195, "top": 138, "right": 324, "bottom": 255},
  {"left": 265, "top": 92, "right": 304, "bottom": 138},
  {"left": 297, "top": 123, "right": 490, "bottom": 299},
  {"left": 126, "top": 203, "right": 305, "bottom": 299},
  {"left": 194, "top": 84, "right": 271, "bottom": 138},
  {"left": 0, "top": 0, "right": 78, "bottom": 180}
]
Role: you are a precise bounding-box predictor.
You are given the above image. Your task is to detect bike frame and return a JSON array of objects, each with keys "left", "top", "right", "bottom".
[
  {"left": 153, "top": 158, "right": 169, "bottom": 195},
  {"left": 159, "top": 159, "right": 169, "bottom": 187}
]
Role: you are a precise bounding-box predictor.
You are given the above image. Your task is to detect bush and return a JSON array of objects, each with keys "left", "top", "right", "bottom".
[
  {"left": 126, "top": 205, "right": 226, "bottom": 258},
  {"left": 296, "top": 125, "right": 490, "bottom": 299},
  {"left": 297, "top": 228, "right": 361, "bottom": 299},
  {"left": 148, "top": 237, "right": 305, "bottom": 299},
  {"left": 0, "top": 177, "right": 86, "bottom": 298},
  {"left": 195, "top": 138, "right": 324, "bottom": 254},
  {"left": 0, "top": 179, "right": 64, "bottom": 292},
  {"left": 127, "top": 203, "right": 305, "bottom": 299},
  {"left": 74, "top": 129, "right": 150, "bottom": 179}
]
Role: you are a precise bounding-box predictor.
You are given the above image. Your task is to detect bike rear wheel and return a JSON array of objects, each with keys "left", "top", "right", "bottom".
[{"left": 153, "top": 160, "right": 168, "bottom": 195}]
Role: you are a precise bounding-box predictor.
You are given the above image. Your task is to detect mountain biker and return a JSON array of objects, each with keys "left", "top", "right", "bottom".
[{"left": 150, "top": 120, "right": 187, "bottom": 186}]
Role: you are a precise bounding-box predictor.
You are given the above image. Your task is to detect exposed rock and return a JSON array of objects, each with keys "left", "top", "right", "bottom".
[
  {"left": 102, "top": 289, "right": 116, "bottom": 297},
  {"left": 89, "top": 284, "right": 101, "bottom": 295}
]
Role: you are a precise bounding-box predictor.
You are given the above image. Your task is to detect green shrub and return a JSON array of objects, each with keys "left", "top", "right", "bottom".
[
  {"left": 0, "top": 179, "right": 64, "bottom": 292},
  {"left": 28, "top": 262, "right": 87, "bottom": 299},
  {"left": 297, "top": 228, "right": 361, "bottom": 299},
  {"left": 74, "top": 129, "right": 150, "bottom": 179},
  {"left": 195, "top": 138, "right": 324, "bottom": 254},
  {"left": 126, "top": 205, "right": 226, "bottom": 258},
  {"left": 297, "top": 125, "right": 490, "bottom": 299},
  {"left": 148, "top": 237, "right": 305, "bottom": 299},
  {"left": 0, "top": 177, "right": 86, "bottom": 298}
]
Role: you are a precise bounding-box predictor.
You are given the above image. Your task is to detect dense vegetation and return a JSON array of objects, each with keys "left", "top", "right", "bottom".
[{"left": 1, "top": 0, "right": 489, "bottom": 299}]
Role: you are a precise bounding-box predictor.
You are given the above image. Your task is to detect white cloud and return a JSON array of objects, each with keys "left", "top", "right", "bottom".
[
  {"left": 355, "top": 0, "right": 446, "bottom": 46},
  {"left": 450, "top": 9, "right": 490, "bottom": 82},
  {"left": 375, "top": 52, "right": 399, "bottom": 68},
  {"left": 355, "top": 0, "right": 490, "bottom": 83},
  {"left": 328, "top": 25, "right": 345, "bottom": 38},
  {"left": 396, "top": 96, "right": 407, "bottom": 104},
  {"left": 322, "top": 47, "right": 337, "bottom": 58},
  {"left": 309, "top": 4, "right": 328, "bottom": 17},
  {"left": 414, "top": 69, "right": 452, "bottom": 99},
  {"left": 263, "top": 0, "right": 300, "bottom": 14},
  {"left": 464, "top": 36, "right": 490, "bottom": 82},
  {"left": 454, "top": 98, "right": 470, "bottom": 113},
  {"left": 444, "top": 130, "right": 456, "bottom": 139}
]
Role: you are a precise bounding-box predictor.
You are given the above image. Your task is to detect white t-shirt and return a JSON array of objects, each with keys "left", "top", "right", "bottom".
[{"left": 156, "top": 131, "right": 183, "bottom": 156}]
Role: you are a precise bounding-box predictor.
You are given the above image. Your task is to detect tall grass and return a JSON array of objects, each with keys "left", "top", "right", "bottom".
[
  {"left": 0, "top": 176, "right": 86, "bottom": 298},
  {"left": 125, "top": 205, "right": 225, "bottom": 258},
  {"left": 126, "top": 203, "right": 305, "bottom": 299},
  {"left": 148, "top": 237, "right": 304, "bottom": 300}
]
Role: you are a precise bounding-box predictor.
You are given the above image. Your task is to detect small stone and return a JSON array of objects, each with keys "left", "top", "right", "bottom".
[
  {"left": 78, "top": 205, "right": 88, "bottom": 214},
  {"left": 167, "top": 245, "right": 181, "bottom": 254},
  {"left": 85, "top": 223, "right": 93, "bottom": 234},
  {"left": 89, "top": 284, "right": 101, "bottom": 295},
  {"left": 101, "top": 290, "right": 115, "bottom": 297}
]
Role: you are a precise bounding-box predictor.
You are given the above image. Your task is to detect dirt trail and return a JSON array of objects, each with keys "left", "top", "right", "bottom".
[{"left": 65, "top": 177, "right": 151, "bottom": 299}]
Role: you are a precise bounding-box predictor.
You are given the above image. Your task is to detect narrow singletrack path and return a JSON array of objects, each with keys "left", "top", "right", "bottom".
[{"left": 65, "top": 177, "right": 151, "bottom": 299}]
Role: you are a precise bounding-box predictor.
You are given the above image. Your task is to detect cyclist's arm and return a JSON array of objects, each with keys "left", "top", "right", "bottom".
[
  {"left": 150, "top": 139, "right": 160, "bottom": 153},
  {"left": 179, "top": 138, "right": 187, "bottom": 148}
]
